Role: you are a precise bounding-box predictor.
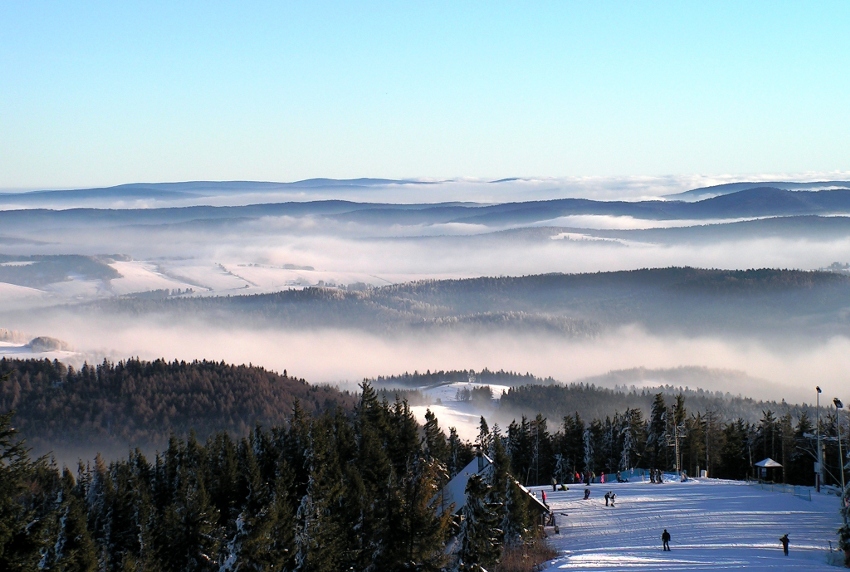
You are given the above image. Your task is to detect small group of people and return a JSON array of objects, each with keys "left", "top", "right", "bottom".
[
  {"left": 659, "top": 529, "right": 790, "bottom": 556},
  {"left": 648, "top": 468, "right": 664, "bottom": 483},
  {"left": 603, "top": 491, "right": 616, "bottom": 506}
]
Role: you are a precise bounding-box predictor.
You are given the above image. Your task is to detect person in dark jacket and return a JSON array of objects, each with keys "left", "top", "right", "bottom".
[
  {"left": 604, "top": 491, "right": 610, "bottom": 506},
  {"left": 780, "top": 534, "right": 789, "bottom": 556},
  {"left": 662, "top": 529, "right": 671, "bottom": 551}
]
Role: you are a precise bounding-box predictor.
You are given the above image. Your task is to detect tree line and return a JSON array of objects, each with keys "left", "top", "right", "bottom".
[
  {"left": 492, "top": 391, "right": 844, "bottom": 488},
  {"left": 0, "top": 357, "right": 355, "bottom": 454},
  {"left": 0, "top": 384, "right": 546, "bottom": 572}
]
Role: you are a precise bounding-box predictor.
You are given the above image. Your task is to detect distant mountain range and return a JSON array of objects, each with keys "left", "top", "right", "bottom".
[
  {"left": 663, "top": 180, "right": 850, "bottom": 201},
  {"left": 4, "top": 186, "right": 850, "bottom": 233},
  {"left": 0, "top": 178, "right": 428, "bottom": 206}
]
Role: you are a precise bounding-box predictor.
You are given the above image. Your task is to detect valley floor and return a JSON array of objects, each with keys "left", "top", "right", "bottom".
[{"left": 535, "top": 477, "right": 844, "bottom": 571}]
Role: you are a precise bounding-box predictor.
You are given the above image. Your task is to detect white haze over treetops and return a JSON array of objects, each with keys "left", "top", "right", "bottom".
[
  {"left": 3, "top": 175, "right": 850, "bottom": 408},
  {"left": 2, "top": 313, "right": 848, "bottom": 408}
]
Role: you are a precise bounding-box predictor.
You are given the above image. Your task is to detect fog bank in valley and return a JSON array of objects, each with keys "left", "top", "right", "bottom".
[
  {"left": 4, "top": 311, "right": 847, "bottom": 406},
  {"left": 3, "top": 176, "right": 850, "bottom": 410}
]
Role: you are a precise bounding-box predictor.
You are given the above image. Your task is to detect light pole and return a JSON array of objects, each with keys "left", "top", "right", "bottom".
[
  {"left": 835, "top": 398, "right": 845, "bottom": 492},
  {"left": 817, "top": 386, "right": 823, "bottom": 491}
]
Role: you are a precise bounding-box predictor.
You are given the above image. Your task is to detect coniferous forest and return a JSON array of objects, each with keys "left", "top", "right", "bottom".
[
  {"left": 0, "top": 357, "right": 845, "bottom": 571},
  {"left": 0, "top": 381, "right": 547, "bottom": 572}
]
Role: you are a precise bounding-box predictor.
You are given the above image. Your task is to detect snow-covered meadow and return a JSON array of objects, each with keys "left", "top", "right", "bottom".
[
  {"left": 409, "top": 381, "right": 513, "bottom": 441},
  {"left": 534, "top": 477, "right": 844, "bottom": 571}
]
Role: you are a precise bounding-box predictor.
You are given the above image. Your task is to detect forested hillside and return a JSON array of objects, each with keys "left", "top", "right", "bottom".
[
  {"left": 373, "top": 368, "right": 555, "bottom": 388},
  {"left": 80, "top": 267, "right": 850, "bottom": 338},
  {"left": 0, "top": 386, "right": 546, "bottom": 572},
  {"left": 0, "top": 358, "right": 355, "bottom": 455},
  {"left": 497, "top": 381, "right": 811, "bottom": 427}
]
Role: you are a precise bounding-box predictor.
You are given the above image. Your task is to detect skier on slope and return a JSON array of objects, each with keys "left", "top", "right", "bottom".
[
  {"left": 780, "top": 534, "right": 789, "bottom": 556},
  {"left": 661, "top": 529, "right": 671, "bottom": 551}
]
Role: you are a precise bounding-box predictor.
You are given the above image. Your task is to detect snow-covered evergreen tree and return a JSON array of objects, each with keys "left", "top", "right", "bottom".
[
  {"left": 620, "top": 410, "right": 635, "bottom": 471},
  {"left": 583, "top": 426, "right": 594, "bottom": 474},
  {"left": 455, "top": 473, "right": 501, "bottom": 572}
]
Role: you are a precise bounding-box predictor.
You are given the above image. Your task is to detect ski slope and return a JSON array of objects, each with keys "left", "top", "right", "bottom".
[{"left": 536, "top": 476, "right": 844, "bottom": 571}]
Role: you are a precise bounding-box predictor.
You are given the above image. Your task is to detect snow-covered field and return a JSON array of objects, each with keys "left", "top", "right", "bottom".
[
  {"left": 534, "top": 477, "right": 845, "bottom": 571},
  {"left": 408, "top": 381, "right": 513, "bottom": 441},
  {"left": 0, "top": 340, "right": 78, "bottom": 363}
]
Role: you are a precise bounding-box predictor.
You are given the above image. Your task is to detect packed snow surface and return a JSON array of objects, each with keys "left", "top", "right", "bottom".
[{"left": 535, "top": 477, "right": 844, "bottom": 571}]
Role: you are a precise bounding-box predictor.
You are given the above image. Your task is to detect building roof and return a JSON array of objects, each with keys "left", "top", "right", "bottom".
[{"left": 434, "top": 452, "right": 549, "bottom": 516}]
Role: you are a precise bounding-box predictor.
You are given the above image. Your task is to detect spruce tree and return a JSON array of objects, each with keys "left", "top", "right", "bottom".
[
  {"left": 52, "top": 473, "right": 98, "bottom": 572},
  {"left": 0, "top": 411, "right": 49, "bottom": 570},
  {"left": 423, "top": 409, "right": 450, "bottom": 466},
  {"left": 455, "top": 473, "right": 501, "bottom": 571},
  {"left": 294, "top": 414, "right": 348, "bottom": 572},
  {"left": 647, "top": 393, "right": 667, "bottom": 470}
]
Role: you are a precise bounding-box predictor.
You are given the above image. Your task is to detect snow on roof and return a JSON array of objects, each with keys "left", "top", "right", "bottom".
[
  {"left": 754, "top": 458, "right": 783, "bottom": 468},
  {"left": 434, "top": 453, "right": 493, "bottom": 516},
  {"left": 433, "top": 452, "right": 549, "bottom": 516}
]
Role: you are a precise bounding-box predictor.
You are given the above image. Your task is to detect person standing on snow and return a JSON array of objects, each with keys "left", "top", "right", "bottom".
[
  {"left": 780, "top": 534, "right": 789, "bottom": 556},
  {"left": 662, "top": 529, "right": 671, "bottom": 551},
  {"left": 604, "top": 491, "right": 610, "bottom": 506}
]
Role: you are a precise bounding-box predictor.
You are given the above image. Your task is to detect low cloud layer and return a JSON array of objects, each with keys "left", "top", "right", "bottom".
[{"left": 4, "top": 311, "right": 847, "bottom": 407}]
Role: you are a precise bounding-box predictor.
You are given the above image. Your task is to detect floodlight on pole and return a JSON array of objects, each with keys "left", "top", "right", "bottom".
[
  {"left": 835, "top": 397, "right": 845, "bottom": 493},
  {"left": 817, "top": 386, "right": 823, "bottom": 491}
]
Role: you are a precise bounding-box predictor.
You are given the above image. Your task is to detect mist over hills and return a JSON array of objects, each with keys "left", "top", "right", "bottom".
[
  {"left": 2, "top": 177, "right": 850, "bottom": 407},
  {"left": 664, "top": 180, "right": 850, "bottom": 201},
  {"left": 4, "top": 186, "right": 850, "bottom": 233},
  {"left": 63, "top": 267, "right": 850, "bottom": 342}
]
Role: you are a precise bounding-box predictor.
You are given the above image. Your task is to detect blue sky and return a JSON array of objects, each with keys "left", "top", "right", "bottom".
[{"left": 2, "top": 1, "right": 849, "bottom": 189}]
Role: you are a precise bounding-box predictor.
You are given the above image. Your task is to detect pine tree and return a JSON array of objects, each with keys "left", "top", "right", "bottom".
[
  {"left": 388, "top": 455, "right": 452, "bottom": 571},
  {"left": 0, "top": 410, "right": 50, "bottom": 570},
  {"left": 582, "top": 425, "right": 594, "bottom": 474},
  {"left": 499, "top": 477, "right": 531, "bottom": 549},
  {"left": 477, "top": 416, "right": 491, "bottom": 454},
  {"left": 220, "top": 439, "right": 291, "bottom": 571},
  {"left": 155, "top": 437, "right": 219, "bottom": 572},
  {"left": 51, "top": 471, "right": 98, "bottom": 572},
  {"left": 647, "top": 393, "right": 667, "bottom": 471},
  {"left": 447, "top": 427, "right": 472, "bottom": 478},
  {"left": 84, "top": 453, "right": 115, "bottom": 569},
  {"left": 455, "top": 474, "right": 501, "bottom": 571},
  {"left": 293, "top": 414, "right": 348, "bottom": 572},
  {"left": 423, "top": 409, "right": 450, "bottom": 466},
  {"left": 108, "top": 451, "right": 155, "bottom": 571}
]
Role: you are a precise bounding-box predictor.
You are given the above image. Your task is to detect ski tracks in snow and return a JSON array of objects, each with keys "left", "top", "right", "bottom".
[{"left": 537, "top": 477, "right": 843, "bottom": 571}]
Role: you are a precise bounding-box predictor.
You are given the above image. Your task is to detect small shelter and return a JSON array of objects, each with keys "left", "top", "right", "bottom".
[{"left": 754, "top": 457, "right": 782, "bottom": 480}]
